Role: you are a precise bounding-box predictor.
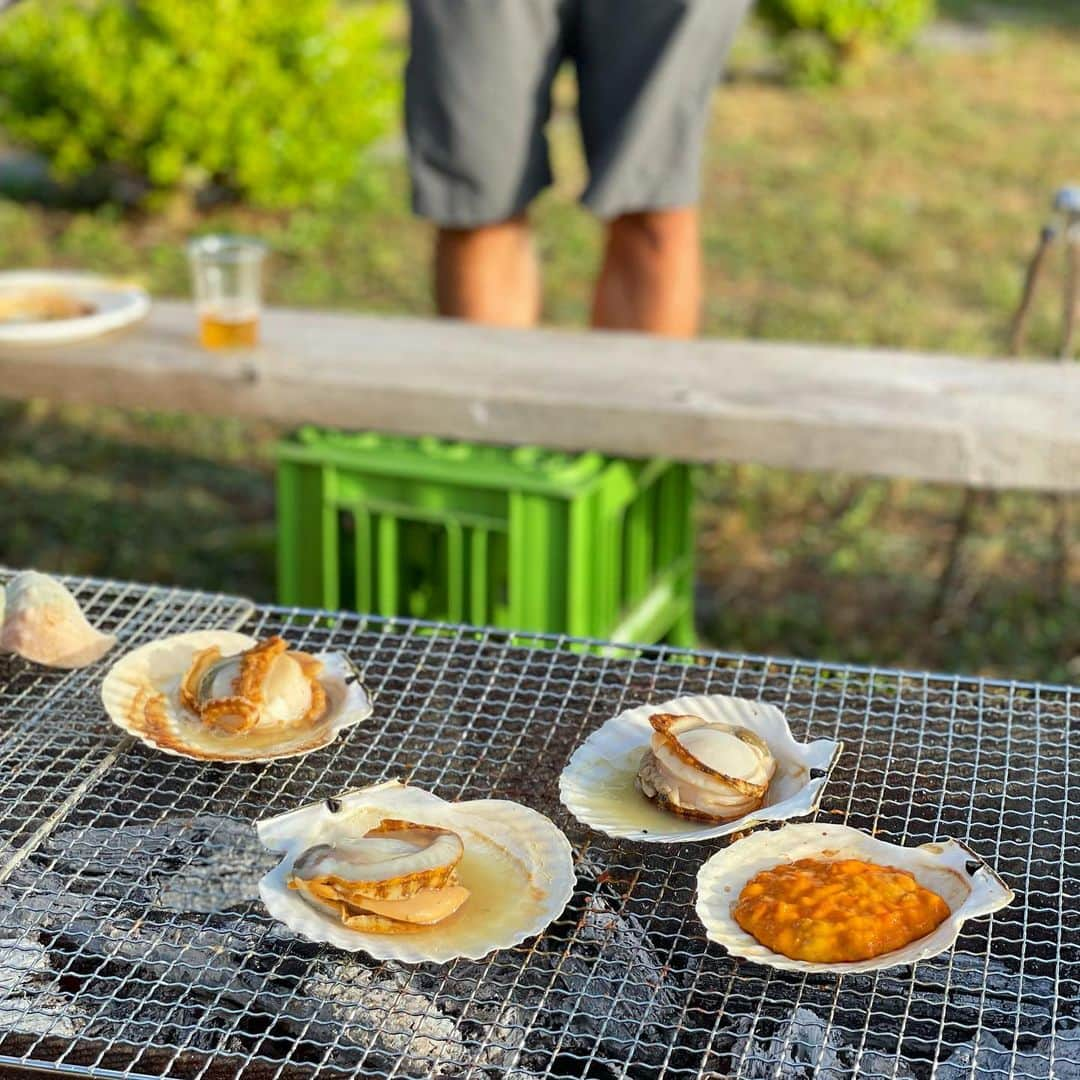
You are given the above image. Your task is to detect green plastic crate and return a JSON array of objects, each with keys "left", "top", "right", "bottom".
[{"left": 275, "top": 428, "right": 695, "bottom": 646}]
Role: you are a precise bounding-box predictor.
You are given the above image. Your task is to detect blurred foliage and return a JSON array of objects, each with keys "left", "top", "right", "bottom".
[
  {"left": 757, "top": 0, "right": 936, "bottom": 83},
  {"left": 0, "top": 0, "right": 401, "bottom": 209}
]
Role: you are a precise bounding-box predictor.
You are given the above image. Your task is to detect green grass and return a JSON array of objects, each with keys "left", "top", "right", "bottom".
[{"left": 2, "top": 14, "right": 1078, "bottom": 682}]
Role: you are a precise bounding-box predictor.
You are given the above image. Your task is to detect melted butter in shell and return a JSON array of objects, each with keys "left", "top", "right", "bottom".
[
  {"left": 587, "top": 746, "right": 718, "bottom": 835},
  {"left": 126, "top": 672, "right": 336, "bottom": 757},
  {"left": 299, "top": 815, "right": 548, "bottom": 949},
  {"left": 431, "top": 829, "right": 548, "bottom": 948}
]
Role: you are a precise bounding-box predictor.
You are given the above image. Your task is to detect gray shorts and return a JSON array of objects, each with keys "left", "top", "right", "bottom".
[{"left": 405, "top": 0, "right": 751, "bottom": 227}]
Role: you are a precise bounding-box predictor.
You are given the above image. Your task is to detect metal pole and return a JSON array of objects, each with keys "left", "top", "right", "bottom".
[
  {"left": 1010, "top": 224, "right": 1058, "bottom": 356},
  {"left": 1059, "top": 208, "right": 1080, "bottom": 362}
]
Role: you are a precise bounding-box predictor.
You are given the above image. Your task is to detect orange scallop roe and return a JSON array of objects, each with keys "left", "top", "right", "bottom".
[{"left": 733, "top": 858, "right": 951, "bottom": 964}]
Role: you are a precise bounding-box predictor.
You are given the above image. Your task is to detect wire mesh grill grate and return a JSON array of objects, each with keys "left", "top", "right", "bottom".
[{"left": 0, "top": 572, "right": 1075, "bottom": 1079}]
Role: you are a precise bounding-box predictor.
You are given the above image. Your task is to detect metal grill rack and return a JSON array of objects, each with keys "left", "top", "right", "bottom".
[{"left": 0, "top": 571, "right": 1075, "bottom": 1079}]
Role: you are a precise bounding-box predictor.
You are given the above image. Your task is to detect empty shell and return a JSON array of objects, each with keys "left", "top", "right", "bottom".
[{"left": 0, "top": 571, "right": 115, "bottom": 669}]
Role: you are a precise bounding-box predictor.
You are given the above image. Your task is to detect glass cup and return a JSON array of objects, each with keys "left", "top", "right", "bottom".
[{"left": 187, "top": 235, "right": 267, "bottom": 349}]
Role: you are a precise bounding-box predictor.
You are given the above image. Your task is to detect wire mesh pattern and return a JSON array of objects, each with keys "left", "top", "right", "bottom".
[
  {"left": 0, "top": 569, "right": 253, "bottom": 858},
  {"left": 0, "top": 572, "right": 1075, "bottom": 1079}
]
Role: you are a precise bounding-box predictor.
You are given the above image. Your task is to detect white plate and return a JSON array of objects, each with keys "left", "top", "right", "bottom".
[
  {"left": 0, "top": 271, "right": 150, "bottom": 344},
  {"left": 559, "top": 693, "right": 842, "bottom": 843},
  {"left": 257, "top": 780, "right": 576, "bottom": 963},
  {"left": 695, "top": 822, "right": 1014, "bottom": 974}
]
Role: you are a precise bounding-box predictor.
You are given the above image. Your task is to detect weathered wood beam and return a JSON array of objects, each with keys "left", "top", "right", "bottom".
[{"left": 2, "top": 299, "right": 1078, "bottom": 491}]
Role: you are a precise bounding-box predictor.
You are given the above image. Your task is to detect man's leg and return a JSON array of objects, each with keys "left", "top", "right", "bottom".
[
  {"left": 573, "top": 0, "right": 751, "bottom": 336},
  {"left": 592, "top": 207, "right": 701, "bottom": 337},
  {"left": 406, "top": 1, "right": 565, "bottom": 326},
  {"left": 435, "top": 214, "right": 541, "bottom": 327}
]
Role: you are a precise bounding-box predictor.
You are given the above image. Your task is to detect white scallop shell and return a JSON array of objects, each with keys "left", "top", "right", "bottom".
[
  {"left": 695, "top": 822, "right": 1014, "bottom": 974},
  {"left": 257, "top": 780, "right": 576, "bottom": 963},
  {"left": 0, "top": 571, "right": 116, "bottom": 669},
  {"left": 100, "top": 630, "right": 372, "bottom": 763},
  {"left": 559, "top": 693, "right": 841, "bottom": 843}
]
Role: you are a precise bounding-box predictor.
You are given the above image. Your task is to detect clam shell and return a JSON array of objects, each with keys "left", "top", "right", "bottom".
[
  {"left": 559, "top": 693, "right": 841, "bottom": 843},
  {"left": 257, "top": 780, "right": 576, "bottom": 963},
  {"left": 695, "top": 822, "right": 1014, "bottom": 974},
  {"left": 101, "top": 630, "right": 371, "bottom": 763}
]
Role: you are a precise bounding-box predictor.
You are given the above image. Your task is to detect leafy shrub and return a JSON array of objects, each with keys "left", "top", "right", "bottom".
[
  {"left": 0, "top": 0, "right": 401, "bottom": 209},
  {"left": 757, "top": 0, "right": 935, "bottom": 83}
]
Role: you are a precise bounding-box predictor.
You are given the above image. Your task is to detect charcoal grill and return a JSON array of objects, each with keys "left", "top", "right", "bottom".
[{"left": 0, "top": 569, "right": 1075, "bottom": 1079}]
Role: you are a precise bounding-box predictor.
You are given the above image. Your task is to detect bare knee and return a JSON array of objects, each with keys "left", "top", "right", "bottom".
[
  {"left": 594, "top": 207, "right": 701, "bottom": 337},
  {"left": 437, "top": 214, "right": 530, "bottom": 256},
  {"left": 606, "top": 208, "right": 699, "bottom": 268},
  {"left": 434, "top": 213, "right": 539, "bottom": 327}
]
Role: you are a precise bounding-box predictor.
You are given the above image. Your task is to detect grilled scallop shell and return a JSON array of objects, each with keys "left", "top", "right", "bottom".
[
  {"left": 695, "top": 822, "right": 1014, "bottom": 974},
  {"left": 257, "top": 780, "right": 576, "bottom": 963},
  {"left": 559, "top": 693, "right": 842, "bottom": 843},
  {"left": 101, "top": 630, "right": 371, "bottom": 762}
]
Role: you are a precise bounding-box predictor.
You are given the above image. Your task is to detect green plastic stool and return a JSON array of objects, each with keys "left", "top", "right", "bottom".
[{"left": 276, "top": 429, "right": 695, "bottom": 646}]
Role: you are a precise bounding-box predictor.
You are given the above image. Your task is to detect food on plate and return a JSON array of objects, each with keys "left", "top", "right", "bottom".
[{"left": 0, "top": 288, "right": 94, "bottom": 323}]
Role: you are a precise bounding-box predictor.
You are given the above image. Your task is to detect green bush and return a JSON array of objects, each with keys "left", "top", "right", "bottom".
[
  {"left": 757, "top": 0, "right": 935, "bottom": 83},
  {"left": 0, "top": 0, "right": 401, "bottom": 210}
]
